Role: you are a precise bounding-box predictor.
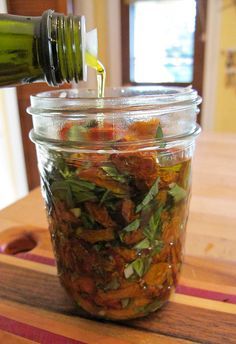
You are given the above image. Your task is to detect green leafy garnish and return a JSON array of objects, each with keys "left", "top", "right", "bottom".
[
  {"left": 124, "top": 256, "right": 152, "bottom": 279},
  {"left": 145, "top": 205, "right": 163, "bottom": 241},
  {"left": 137, "top": 299, "right": 162, "bottom": 314},
  {"left": 156, "top": 125, "right": 166, "bottom": 148},
  {"left": 68, "top": 179, "right": 96, "bottom": 191},
  {"left": 101, "top": 165, "right": 127, "bottom": 183},
  {"left": 136, "top": 178, "right": 160, "bottom": 213},
  {"left": 121, "top": 298, "right": 130, "bottom": 308},
  {"left": 151, "top": 240, "right": 164, "bottom": 256},
  {"left": 119, "top": 219, "right": 140, "bottom": 242},
  {"left": 80, "top": 211, "right": 95, "bottom": 229},
  {"left": 73, "top": 191, "right": 97, "bottom": 203},
  {"left": 67, "top": 125, "right": 87, "bottom": 140},
  {"left": 99, "top": 189, "right": 110, "bottom": 205},
  {"left": 132, "top": 258, "right": 145, "bottom": 277},
  {"left": 51, "top": 181, "right": 74, "bottom": 208},
  {"left": 104, "top": 277, "right": 120, "bottom": 291},
  {"left": 134, "top": 238, "right": 150, "bottom": 250},
  {"left": 156, "top": 125, "right": 164, "bottom": 139},
  {"left": 124, "top": 264, "right": 134, "bottom": 279},
  {"left": 70, "top": 208, "right": 81, "bottom": 217},
  {"left": 85, "top": 119, "right": 98, "bottom": 128},
  {"left": 123, "top": 219, "right": 140, "bottom": 233},
  {"left": 51, "top": 179, "right": 97, "bottom": 206},
  {"left": 168, "top": 183, "right": 187, "bottom": 202}
]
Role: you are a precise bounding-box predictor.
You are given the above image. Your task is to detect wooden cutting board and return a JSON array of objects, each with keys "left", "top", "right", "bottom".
[{"left": 0, "top": 222, "right": 235, "bottom": 343}]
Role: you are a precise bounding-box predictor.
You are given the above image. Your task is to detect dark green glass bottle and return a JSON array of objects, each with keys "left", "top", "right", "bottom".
[{"left": 0, "top": 9, "right": 87, "bottom": 87}]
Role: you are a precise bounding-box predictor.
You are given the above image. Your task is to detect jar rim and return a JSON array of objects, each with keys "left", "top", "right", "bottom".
[{"left": 28, "top": 86, "right": 201, "bottom": 115}]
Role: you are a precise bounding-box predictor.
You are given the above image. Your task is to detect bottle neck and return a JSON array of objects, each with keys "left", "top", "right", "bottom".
[{"left": 39, "top": 10, "right": 86, "bottom": 86}]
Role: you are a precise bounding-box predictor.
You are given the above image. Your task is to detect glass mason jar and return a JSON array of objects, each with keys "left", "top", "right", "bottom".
[{"left": 28, "top": 86, "right": 201, "bottom": 320}]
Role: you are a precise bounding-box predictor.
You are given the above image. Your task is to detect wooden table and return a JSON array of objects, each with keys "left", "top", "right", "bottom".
[{"left": 0, "top": 133, "right": 235, "bottom": 343}]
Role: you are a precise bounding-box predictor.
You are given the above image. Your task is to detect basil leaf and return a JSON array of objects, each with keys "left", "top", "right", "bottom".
[
  {"left": 51, "top": 181, "right": 74, "bottom": 208},
  {"left": 156, "top": 125, "right": 166, "bottom": 148},
  {"left": 67, "top": 124, "right": 87, "bottom": 140},
  {"left": 132, "top": 258, "right": 144, "bottom": 277},
  {"left": 123, "top": 219, "right": 140, "bottom": 233},
  {"left": 101, "top": 165, "right": 127, "bottom": 183},
  {"left": 142, "top": 205, "right": 163, "bottom": 242},
  {"left": 124, "top": 264, "right": 134, "bottom": 279},
  {"left": 137, "top": 299, "right": 162, "bottom": 314},
  {"left": 136, "top": 178, "right": 160, "bottom": 213},
  {"left": 121, "top": 298, "right": 130, "bottom": 308},
  {"left": 80, "top": 211, "right": 95, "bottom": 228},
  {"left": 168, "top": 183, "right": 187, "bottom": 202},
  {"left": 99, "top": 189, "right": 110, "bottom": 205},
  {"left": 68, "top": 179, "right": 95, "bottom": 191},
  {"left": 119, "top": 219, "right": 140, "bottom": 242},
  {"left": 156, "top": 125, "right": 164, "bottom": 139},
  {"left": 104, "top": 277, "right": 120, "bottom": 291},
  {"left": 73, "top": 191, "right": 97, "bottom": 203},
  {"left": 85, "top": 119, "right": 98, "bottom": 128},
  {"left": 134, "top": 238, "right": 150, "bottom": 250},
  {"left": 142, "top": 256, "right": 152, "bottom": 275},
  {"left": 125, "top": 256, "right": 152, "bottom": 279},
  {"left": 151, "top": 240, "right": 164, "bottom": 256},
  {"left": 148, "top": 205, "right": 163, "bottom": 240},
  {"left": 70, "top": 208, "right": 81, "bottom": 217}
]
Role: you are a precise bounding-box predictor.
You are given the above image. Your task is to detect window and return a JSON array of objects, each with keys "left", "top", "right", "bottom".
[
  {"left": 130, "top": 0, "right": 196, "bottom": 83},
  {"left": 121, "top": 0, "right": 207, "bottom": 100}
]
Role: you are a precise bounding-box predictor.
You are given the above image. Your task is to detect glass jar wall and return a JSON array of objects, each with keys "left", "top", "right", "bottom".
[{"left": 28, "top": 86, "right": 201, "bottom": 320}]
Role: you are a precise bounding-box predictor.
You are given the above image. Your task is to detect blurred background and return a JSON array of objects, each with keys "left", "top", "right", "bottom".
[{"left": 0, "top": 0, "right": 236, "bottom": 209}]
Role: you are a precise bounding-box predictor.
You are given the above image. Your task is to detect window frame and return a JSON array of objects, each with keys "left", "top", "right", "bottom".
[{"left": 121, "top": 0, "right": 207, "bottom": 107}]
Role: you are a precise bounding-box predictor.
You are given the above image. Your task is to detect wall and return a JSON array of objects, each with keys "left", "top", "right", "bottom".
[
  {"left": 73, "top": 0, "right": 122, "bottom": 88},
  {"left": 0, "top": 0, "right": 28, "bottom": 209},
  {"left": 214, "top": 1, "right": 236, "bottom": 132}
]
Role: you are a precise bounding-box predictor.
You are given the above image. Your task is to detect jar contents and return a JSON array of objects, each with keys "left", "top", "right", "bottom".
[{"left": 39, "top": 118, "right": 192, "bottom": 320}]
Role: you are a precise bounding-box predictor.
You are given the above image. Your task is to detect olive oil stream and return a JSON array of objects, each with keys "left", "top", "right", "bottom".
[{"left": 86, "top": 52, "right": 106, "bottom": 98}]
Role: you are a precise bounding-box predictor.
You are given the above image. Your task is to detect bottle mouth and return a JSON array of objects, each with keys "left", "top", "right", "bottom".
[
  {"left": 28, "top": 86, "right": 201, "bottom": 116},
  {"left": 40, "top": 10, "right": 86, "bottom": 86}
]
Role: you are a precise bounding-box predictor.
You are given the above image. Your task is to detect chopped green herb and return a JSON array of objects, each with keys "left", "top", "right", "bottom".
[
  {"left": 68, "top": 179, "right": 96, "bottom": 191},
  {"left": 73, "top": 191, "right": 97, "bottom": 203},
  {"left": 132, "top": 258, "right": 144, "bottom": 277},
  {"left": 125, "top": 256, "right": 152, "bottom": 279},
  {"left": 123, "top": 219, "right": 140, "bottom": 233},
  {"left": 104, "top": 277, "right": 120, "bottom": 291},
  {"left": 99, "top": 189, "right": 110, "bottom": 205},
  {"left": 136, "top": 178, "right": 160, "bottom": 213},
  {"left": 85, "top": 119, "right": 98, "bottom": 128},
  {"left": 119, "top": 219, "right": 140, "bottom": 242},
  {"left": 67, "top": 124, "right": 87, "bottom": 140},
  {"left": 156, "top": 125, "right": 166, "bottom": 148},
  {"left": 156, "top": 125, "right": 164, "bottom": 139},
  {"left": 51, "top": 181, "right": 74, "bottom": 208},
  {"left": 137, "top": 299, "right": 162, "bottom": 314},
  {"left": 168, "top": 183, "right": 187, "bottom": 202},
  {"left": 146, "top": 205, "right": 163, "bottom": 240},
  {"left": 121, "top": 298, "right": 130, "bottom": 308},
  {"left": 134, "top": 238, "right": 150, "bottom": 250},
  {"left": 70, "top": 208, "right": 81, "bottom": 217},
  {"left": 151, "top": 240, "right": 164, "bottom": 256},
  {"left": 101, "top": 165, "right": 127, "bottom": 183},
  {"left": 124, "top": 264, "right": 134, "bottom": 279},
  {"left": 80, "top": 211, "right": 95, "bottom": 229}
]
